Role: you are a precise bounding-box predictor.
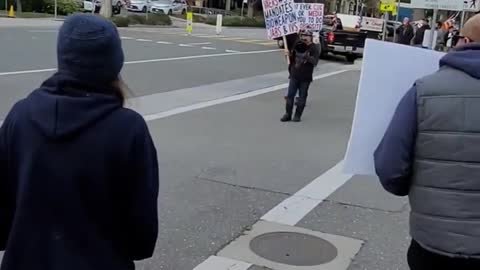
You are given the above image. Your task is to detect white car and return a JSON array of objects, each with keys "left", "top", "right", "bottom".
[
  {"left": 83, "top": 0, "right": 123, "bottom": 14},
  {"left": 150, "top": 0, "right": 187, "bottom": 15},
  {"left": 128, "top": 0, "right": 151, "bottom": 12}
]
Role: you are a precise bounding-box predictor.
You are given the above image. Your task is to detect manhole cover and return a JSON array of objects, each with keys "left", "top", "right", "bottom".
[{"left": 249, "top": 232, "right": 338, "bottom": 266}]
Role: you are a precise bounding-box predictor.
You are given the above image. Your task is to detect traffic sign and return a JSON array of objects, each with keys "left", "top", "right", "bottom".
[
  {"left": 411, "top": 0, "right": 463, "bottom": 11},
  {"left": 380, "top": 3, "right": 395, "bottom": 11}
]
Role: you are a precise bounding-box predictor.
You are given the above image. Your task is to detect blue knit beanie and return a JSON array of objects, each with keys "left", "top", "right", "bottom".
[{"left": 57, "top": 14, "right": 124, "bottom": 84}]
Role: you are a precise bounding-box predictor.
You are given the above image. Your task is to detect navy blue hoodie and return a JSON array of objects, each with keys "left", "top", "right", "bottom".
[
  {"left": 0, "top": 73, "right": 159, "bottom": 270},
  {"left": 374, "top": 44, "right": 480, "bottom": 196}
]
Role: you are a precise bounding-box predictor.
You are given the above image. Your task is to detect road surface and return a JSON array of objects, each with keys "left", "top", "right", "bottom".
[{"left": 0, "top": 20, "right": 411, "bottom": 270}]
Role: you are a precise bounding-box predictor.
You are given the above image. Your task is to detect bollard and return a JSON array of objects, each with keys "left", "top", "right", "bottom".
[
  {"left": 186, "top": 11, "right": 193, "bottom": 35},
  {"left": 216, "top": 14, "right": 222, "bottom": 35}
]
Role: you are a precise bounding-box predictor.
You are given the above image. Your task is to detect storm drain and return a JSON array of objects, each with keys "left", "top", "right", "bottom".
[
  {"left": 250, "top": 232, "right": 338, "bottom": 266},
  {"left": 218, "top": 221, "right": 363, "bottom": 270}
]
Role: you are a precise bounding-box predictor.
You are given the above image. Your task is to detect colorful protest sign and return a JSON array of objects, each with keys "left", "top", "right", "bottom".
[
  {"left": 343, "top": 39, "right": 445, "bottom": 175},
  {"left": 294, "top": 3, "right": 324, "bottom": 31},
  {"left": 262, "top": 0, "right": 299, "bottom": 40}
]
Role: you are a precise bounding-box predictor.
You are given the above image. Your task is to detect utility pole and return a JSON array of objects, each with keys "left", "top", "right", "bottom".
[{"left": 101, "top": 0, "right": 113, "bottom": 18}]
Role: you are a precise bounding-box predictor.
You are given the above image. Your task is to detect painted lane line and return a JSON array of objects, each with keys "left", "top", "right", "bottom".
[
  {"left": 121, "top": 36, "right": 134, "bottom": 40},
  {"left": 156, "top": 41, "right": 172, "bottom": 44},
  {"left": 28, "top": 30, "right": 57, "bottom": 33},
  {"left": 142, "top": 69, "right": 349, "bottom": 122},
  {"left": 0, "top": 49, "right": 280, "bottom": 77},
  {"left": 258, "top": 42, "right": 277, "bottom": 46},
  {"left": 194, "top": 34, "right": 226, "bottom": 38},
  {"left": 201, "top": 46, "right": 216, "bottom": 50},
  {"left": 261, "top": 161, "right": 353, "bottom": 226},
  {"left": 225, "top": 49, "right": 240, "bottom": 53},
  {"left": 188, "top": 42, "right": 211, "bottom": 45},
  {"left": 136, "top": 39, "right": 153, "bottom": 42},
  {"left": 179, "top": 44, "right": 194, "bottom": 47},
  {"left": 219, "top": 37, "right": 245, "bottom": 41},
  {"left": 192, "top": 256, "right": 251, "bottom": 270}
]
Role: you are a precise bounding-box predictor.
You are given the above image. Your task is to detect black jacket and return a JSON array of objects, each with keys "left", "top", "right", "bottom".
[
  {"left": 413, "top": 24, "right": 431, "bottom": 45},
  {"left": 396, "top": 24, "right": 414, "bottom": 45},
  {"left": 289, "top": 41, "right": 319, "bottom": 82},
  {"left": 0, "top": 73, "right": 159, "bottom": 270}
]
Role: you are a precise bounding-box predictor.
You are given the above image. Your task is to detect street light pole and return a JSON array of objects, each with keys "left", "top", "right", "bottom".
[{"left": 54, "top": 0, "right": 58, "bottom": 19}]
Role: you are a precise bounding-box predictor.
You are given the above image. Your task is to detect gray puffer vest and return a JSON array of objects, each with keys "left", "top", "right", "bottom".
[{"left": 411, "top": 65, "right": 480, "bottom": 258}]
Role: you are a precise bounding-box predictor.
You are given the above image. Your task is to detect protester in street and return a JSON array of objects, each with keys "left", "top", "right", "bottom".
[
  {"left": 281, "top": 30, "right": 319, "bottom": 122},
  {"left": 0, "top": 14, "right": 159, "bottom": 270},
  {"left": 435, "top": 21, "right": 446, "bottom": 51},
  {"left": 396, "top": 17, "right": 414, "bottom": 45},
  {"left": 374, "top": 14, "right": 480, "bottom": 269},
  {"left": 445, "top": 26, "right": 456, "bottom": 51},
  {"left": 413, "top": 18, "right": 430, "bottom": 47}
]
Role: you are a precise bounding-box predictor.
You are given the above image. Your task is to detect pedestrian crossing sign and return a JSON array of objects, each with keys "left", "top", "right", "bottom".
[{"left": 380, "top": 3, "right": 395, "bottom": 11}]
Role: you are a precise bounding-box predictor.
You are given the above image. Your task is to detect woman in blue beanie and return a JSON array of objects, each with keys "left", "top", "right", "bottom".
[{"left": 0, "top": 14, "right": 159, "bottom": 270}]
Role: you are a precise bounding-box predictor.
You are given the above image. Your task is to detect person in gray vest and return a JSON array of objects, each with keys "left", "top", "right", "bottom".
[{"left": 374, "top": 14, "right": 480, "bottom": 269}]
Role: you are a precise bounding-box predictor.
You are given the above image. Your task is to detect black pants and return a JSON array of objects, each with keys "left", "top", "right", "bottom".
[
  {"left": 286, "top": 78, "right": 310, "bottom": 108},
  {"left": 408, "top": 240, "right": 480, "bottom": 269}
]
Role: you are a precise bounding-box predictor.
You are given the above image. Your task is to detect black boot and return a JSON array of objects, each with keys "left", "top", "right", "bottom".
[
  {"left": 292, "top": 106, "right": 305, "bottom": 122},
  {"left": 281, "top": 100, "right": 294, "bottom": 122}
]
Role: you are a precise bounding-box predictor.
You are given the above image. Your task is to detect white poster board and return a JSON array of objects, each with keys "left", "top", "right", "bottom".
[
  {"left": 343, "top": 39, "right": 445, "bottom": 175},
  {"left": 422, "top": 29, "right": 438, "bottom": 48},
  {"left": 262, "top": 0, "right": 299, "bottom": 39},
  {"left": 411, "top": 0, "right": 463, "bottom": 10},
  {"left": 360, "top": 17, "right": 384, "bottom": 32},
  {"left": 294, "top": 3, "right": 324, "bottom": 31},
  {"left": 464, "top": 0, "right": 480, "bottom": 11}
]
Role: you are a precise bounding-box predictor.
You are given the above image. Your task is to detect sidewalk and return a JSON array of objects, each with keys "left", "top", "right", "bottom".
[{"left": 0, "top": 17, "right": 62, "bottom": 28}]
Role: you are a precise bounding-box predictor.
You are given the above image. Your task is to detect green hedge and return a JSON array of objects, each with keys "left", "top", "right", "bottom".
[
  {"left": 111, "top": 16, "right": 130, "bottom": 27},
  {"left": 206, "top": 16, "right": 265, "bottom": 28},
  {"left": 172, "top": 13, "right": 207, "bottom": 23},
  {"left": 43, "top": 0, "right": 81, "bottom": 15},
  {"left": 111, "top": 14, "right": 172, "bottom": 27}
]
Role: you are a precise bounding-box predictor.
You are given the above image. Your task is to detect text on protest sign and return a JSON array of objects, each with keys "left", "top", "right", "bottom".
[
  {"left": 262, "top": 0, "right": 299, "bottom": 40},
  {"left": 294, "top": 3, "right": 324, "bottom": 31}
]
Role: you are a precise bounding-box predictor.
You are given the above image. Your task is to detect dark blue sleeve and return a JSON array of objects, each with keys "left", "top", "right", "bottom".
[
  {"left": 374, "top": 86, "right": 417, "bottom": 196},
  {"left": 126, "top": 118, "right": 159, "bottom": 260},
  {"left": 0, "top": 120, "right": 7, "bottom": 251}
]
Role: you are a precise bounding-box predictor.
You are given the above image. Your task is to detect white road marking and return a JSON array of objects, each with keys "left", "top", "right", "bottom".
[
  {"left": 193, "top": 34, "right": 226, "bottom": 38},
  {"left": 258, "top": 42, "right": 277, "bottom": 46},
  {"left": 179, "top": 44, "right": 193, "bottom": 47},
  {"left": 136, "top": 38, "right": 153, "bottom": 42},
  {"left": 225, "top": 49, "right": 240, "bottom": 53},
  {"left": 192, "top": 256, "right": 251, "bottom": 270},
  {"left": 0, "top": 49, "right": 280, "bottom": 77},
  {"left": 219, "top": 37, "right": 245, "bottom": 41},
  {"left": 201, "top": 46, "right": 216, "bottom": 50},
  {"left": 121, "top": 36, "right": 134, "bottom": 40},
  {"left": 156, "top": 41, "right": 172, "bottom": 44},
  {"left": 188, "top": 42, "right": 212, "bottom": 45},
  {"left": 28, "top": 30, "right": 57, "bottom": 33},
  {"left": 142, "top": 69, "right": 349, "bottom": 122},
  {"left": 261, "top": 161, "right": 353, "bottom": 226}
]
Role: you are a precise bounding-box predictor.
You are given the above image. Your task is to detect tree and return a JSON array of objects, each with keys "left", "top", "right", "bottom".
[
  {"left": 16, "top": 0, "right": 22, "bottom": 12},
  {"left": 100, "top": 0, "right": 112, "bottom": 17},
  {"left": 247, "top": 0, "right": 256, "bottom": 17}
]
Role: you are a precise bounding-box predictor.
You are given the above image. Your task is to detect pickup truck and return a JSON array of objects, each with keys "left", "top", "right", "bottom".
[
  {"left": 275, "top": 16, "right": 367, "bottom": 63},
  {"left": 321, "top": 15, "right": 367, "bottom": 63}
]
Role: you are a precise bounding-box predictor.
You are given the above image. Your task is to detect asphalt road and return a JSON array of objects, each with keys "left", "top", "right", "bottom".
[{"left": 0, "top": 21, "right": 411, "bottom": 270}]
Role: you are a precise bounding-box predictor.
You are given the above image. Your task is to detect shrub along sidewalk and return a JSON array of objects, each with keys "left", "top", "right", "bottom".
[
  {"left": 206, "top": 16, "right": 265, "bottom": 28},
  {"left": 111, "top": 14, "right": 172, "bottom": 27}
]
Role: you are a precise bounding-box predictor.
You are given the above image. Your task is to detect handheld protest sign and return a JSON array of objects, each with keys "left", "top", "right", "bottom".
[
  {"left": 294, "top": 3, "right": 324, "bottom": 31},
  {"left": 262, "top": 0, "right": 298, "bottom": 65}
]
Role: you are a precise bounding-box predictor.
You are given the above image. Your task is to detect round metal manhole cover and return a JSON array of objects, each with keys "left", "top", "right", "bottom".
[{"left": 249, "top": 232, "right": 338, "bottom": 266}]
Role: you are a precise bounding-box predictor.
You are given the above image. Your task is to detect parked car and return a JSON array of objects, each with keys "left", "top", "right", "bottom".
[
  {"left": 83, "top": 0, "right": 123, "bottom": 14},
  {"left": 150, "top": 0, "right": 187, "bottom": 15},
  {"left": 128, "top": 0, "right": 151, "bottom": 12}
]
